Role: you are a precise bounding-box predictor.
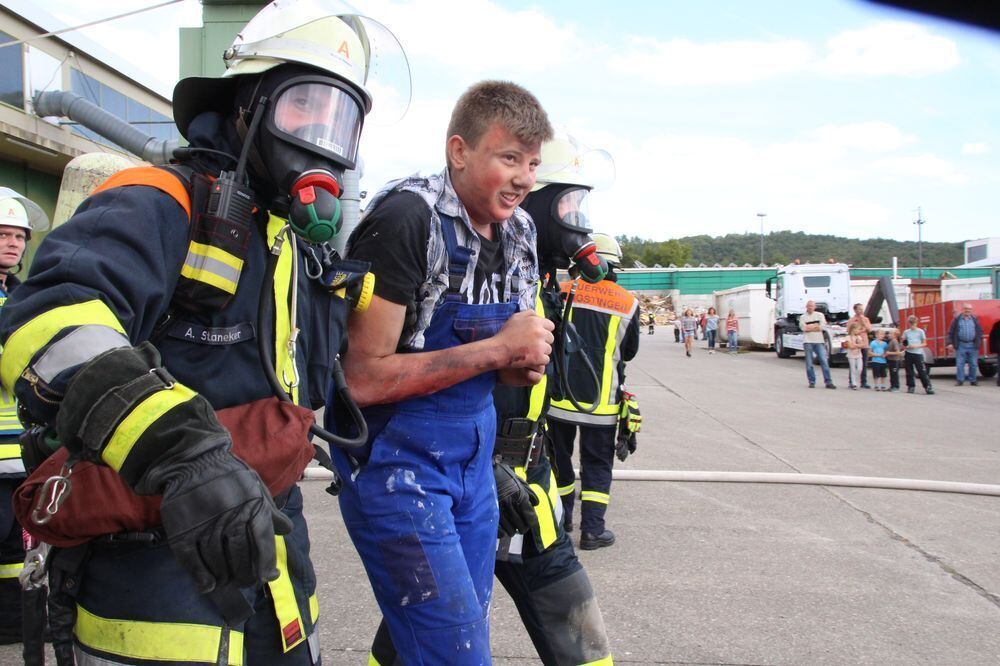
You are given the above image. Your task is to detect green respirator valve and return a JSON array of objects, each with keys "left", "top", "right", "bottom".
[{"left": 289, "top": 182, "right": 342, "bottom": 243}]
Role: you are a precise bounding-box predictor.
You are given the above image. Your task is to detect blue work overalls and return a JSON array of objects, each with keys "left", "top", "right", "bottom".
[{"left": 332, "top": 214, "right": 517, "bottom": 665}]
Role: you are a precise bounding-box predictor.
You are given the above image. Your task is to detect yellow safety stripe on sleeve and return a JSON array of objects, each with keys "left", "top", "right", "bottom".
[
  {"left": 600, "top": 316, "right": 621, "bottom": 407},
  {"left": 558, "top": 482, "right": 576, "bottom": 497},
  {"left": 0, "top": 444, "right": 21, "bottom": 461},
  {"left": 101, "top": 384, "right": 198, "bottom": 471},
  {"left": 581, "top": 655, "right": 614, "bottom": 665},
  {"left": 526, "top": 288, "right": 548, "bottom": 422},
  {"left": 268, "top": 535, "right": 306, "bottom": 652},
  {"left": 581, "top": 490, "right": 610, "bottom": 505},
  {"left": 74, "top": 605, "right": 244, "bottom": 665},
  {"left": 267, "top": 215, "right": 298, "bottom": 404},
  {"left": 529, "top": 481, "right": 557, "bottom": 549},
  {"left": 0, "top": 561, "right": 24, "bottom": 578},
  {"left": 368, "top": 654, "right": 383, "bottom": 666},
  {"left": 180, "top": 241, "right": 243, "bottom": 295},
  {"left": 309, "top": 593, "right": 319, "bottom": 624},
  {"left": 0, "top": 300, "right": 126, "bottom": 394}
]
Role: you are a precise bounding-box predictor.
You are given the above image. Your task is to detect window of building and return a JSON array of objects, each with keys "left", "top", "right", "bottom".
[
  {"left": 26, "top": 45, "right": 63, "bottom": 125},
  {"left": 0, "top": 31, "right": 25, "bottom": 109},
  {"left": 967, "top": 244, "right": 987, "bottom": 263}
]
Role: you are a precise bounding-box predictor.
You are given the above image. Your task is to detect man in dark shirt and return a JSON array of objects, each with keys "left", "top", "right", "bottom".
[{"left": 331, "top": 80, "right": 554, "bottom": 663}]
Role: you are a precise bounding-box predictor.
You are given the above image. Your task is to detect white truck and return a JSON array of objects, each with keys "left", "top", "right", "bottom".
[
  {"left": 713, "top": 284, "right": 776, "bottom": 348},
  {"left": 765, "top": 263, "right": 852, "bottom": 360}
]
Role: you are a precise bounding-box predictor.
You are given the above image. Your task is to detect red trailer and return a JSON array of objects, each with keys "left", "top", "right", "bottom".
[{"left": 899, "top": 300, "right": 1000, "bottom": 378}]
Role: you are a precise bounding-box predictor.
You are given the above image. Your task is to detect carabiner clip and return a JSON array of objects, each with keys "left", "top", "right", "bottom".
[{"left": 31, "top": 462, "right": 74, "bottom": 526}]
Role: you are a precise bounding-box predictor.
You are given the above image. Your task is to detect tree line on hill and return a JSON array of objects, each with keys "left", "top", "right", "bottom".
[{"left": 616, "top": 231, "right": 963, "bottom": 268}]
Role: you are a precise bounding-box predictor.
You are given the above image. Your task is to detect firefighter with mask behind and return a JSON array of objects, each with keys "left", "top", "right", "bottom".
[
  {"left": 0, "top": 188, "right": 48, "bottom": 645},
  {"left": 549, "top": 232, "right": 641, "bottom": 551},
  {"left": 367, "top": 135, "right": 615, "bottom": 665},
  {"left": 0, "top": 2, "right": 408, "bottom": 663}
]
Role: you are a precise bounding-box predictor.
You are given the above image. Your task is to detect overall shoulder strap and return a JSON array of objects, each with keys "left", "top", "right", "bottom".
[{"left": 438, "top": 213, "right": 472, "bottom": 297}]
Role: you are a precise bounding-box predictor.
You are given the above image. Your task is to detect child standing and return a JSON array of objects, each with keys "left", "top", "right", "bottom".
[
  {"left": 903, "top": 315, "right": 935, "bottom": 394},
  {"left": 868, "top": 329, "right": 889, "bottom": 391},
  {"left": 844, "top": 323, "right": 865, "bottom": 389},
  {"left": 886, "top": 328, "right": 903, "bottom": 392},
  {"left": 726, "top": 309, "right": 739, "bottom": 354}
]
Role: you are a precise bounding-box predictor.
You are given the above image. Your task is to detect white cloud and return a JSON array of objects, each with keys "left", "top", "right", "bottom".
[
  {"left": 962, "top": 142, "right": 989, "bottom": 155},
  {"left": 608, "top": 37, "right": 813, "bottom": 86},
  {"left": 810, "top": 122, "right": 915, "bottom": 153},
  {"left": 817, "top": 21, "right": 960, "bottom": 77},
  {"left": 367, "top": 0, "right": 577, "bottom": 73},
  {"left": 869, "top": 154, "right": 967, "bottom": 183}
]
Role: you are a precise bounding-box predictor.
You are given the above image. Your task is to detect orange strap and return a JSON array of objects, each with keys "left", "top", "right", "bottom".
[{"left": 92, "top": 167, "right": 191, "bottom": 220}]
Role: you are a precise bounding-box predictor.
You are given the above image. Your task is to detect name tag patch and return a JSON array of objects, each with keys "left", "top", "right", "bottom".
[{"left": 168, "top": 321, "right": 255, "bottom": 345}]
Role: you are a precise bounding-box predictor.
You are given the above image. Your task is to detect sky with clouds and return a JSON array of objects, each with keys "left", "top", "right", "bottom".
[{"left": 39, "top": 0, "right": 1000, "bottom": 244}]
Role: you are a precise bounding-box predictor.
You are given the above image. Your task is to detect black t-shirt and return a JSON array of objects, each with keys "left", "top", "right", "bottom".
[{"left": 349, "top": 190, "right": 507, "bottom": 311}]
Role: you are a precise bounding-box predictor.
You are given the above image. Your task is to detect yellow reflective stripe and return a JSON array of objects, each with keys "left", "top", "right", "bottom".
[
  {"left": 368, "top": 654, "right": 383, "bottom": 666},
  {"left": 189, "top": 240, "right": 243, "bottom": 271},
  {"left": 268, "top": 535, "right": 305, "bottom": 652},
  {"left": 527, "top": 288, "right": 547, "bottom": 421},
  {"left": 529, "top": 481, "right": 557, "bottom": 549},
  {"left": 0, "top": 444, "right": 21, "bottom": 460},
  {"left": 581, "top": 490, "right": 610, "bottom": 505},
  {"left": 0, "top": 562, "right": 24, "bottom": 578},
  {"left": 309, "top": 593, "right": 319, "bottom": 624},
  {"left": 557, "top": 482, "right": 576, "bottom": 497},
  {"left": 0, "top": 300, "right": 126, "bottom": 393},
  {"left": 101, "top": 385, "right": 198, "bottom": 471},
  {"left": 75, "top": 605, "right": 244, "bottom": 665},
  {"left": 600, "top": 316, "right": 621, "bottom": 407},
  {"left": 268, "top": 215, "right": 298, "bottom": 403},
  {"left": 180, "top": 262, "right": 238, "bottom": 295},
  {"left": 581, "top": 655, "right": 614, "bottom": 665}
]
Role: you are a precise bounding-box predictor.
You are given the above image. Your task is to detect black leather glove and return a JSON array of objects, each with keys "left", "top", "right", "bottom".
[
  {"left": 615, "top": 427, "right": 637, "bottom": 462},
  {"left": 159, "top": 448, "right": 293, "bottom": 593},
  {"left": 494, "top": 460, "right": 538, "bottom": 538}
]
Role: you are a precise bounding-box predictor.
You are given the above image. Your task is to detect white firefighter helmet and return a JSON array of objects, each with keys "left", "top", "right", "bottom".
[
  {"left": 173, "top": 0, "right": 411, "bottom": 139},
  {"left": 591, "top": 233, "right": 622, "bottom": 266},
  {"left": 532, "top": 134, "right": 616, "bottom": 192},
  {"left": 0, "top": 187, "right": 50, "bottom": 236}
]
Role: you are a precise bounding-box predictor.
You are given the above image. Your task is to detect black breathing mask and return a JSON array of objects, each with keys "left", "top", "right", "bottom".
[
  {"left": 523, "top": 184, "right": 608, "bottom": 283},
  {"left": 238, "top": 67, "right": 368, "bottom": 243}
]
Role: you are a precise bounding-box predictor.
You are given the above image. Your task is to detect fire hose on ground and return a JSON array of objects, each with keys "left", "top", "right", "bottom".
[{"left": 300, "top": 467, "right": 1000, "bottom": 498}]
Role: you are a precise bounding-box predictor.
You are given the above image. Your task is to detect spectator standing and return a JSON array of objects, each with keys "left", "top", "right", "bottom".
[
  {"left": 868, "top": 329, "right": 889, "bottom": 391},
  {"left": 673, "top": 316, "right": 681, "bottom": 342},
  {"left": 990, "top": 323, "right": 1000, "bottom": 387},
  {"left": 886, "top": 328, "right": 904, "bottom": 392},
  {"left": 799, "top": 300, "right": 836, "bottom": 389},
  {"left": 726, "top": 309, "right": 739, "bottom": 354},
  {"left": 704, "top": 307, "right": 719, "bottom": 354},
  {"left": 647, "top": 313, "right": 655, "bottom": 335},
  {"left": 698, "top": 311, "right": 707, "bottom": 340},
  {"left": 947, "top": 303, "right": 983, "bottom": 386},
  {"left": 844, "top": 323, "right": 865, "bottom": 390},
  {"left": 903, "top": 315, "right": 935, "bottom": 394},
  {"left": 847, "top": 303, "right": 873, "bottom": 389},
  {"left": 681, "top": 308, "right": 697, "bottom": 357}
]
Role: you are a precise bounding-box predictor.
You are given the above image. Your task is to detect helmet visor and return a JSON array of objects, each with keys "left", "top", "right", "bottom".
[
  {"left": 551, "top": 187, "right": 593, "bottom": 234},
  {"left": 272, "top": 80, "right": 364, "bottom": 166}
]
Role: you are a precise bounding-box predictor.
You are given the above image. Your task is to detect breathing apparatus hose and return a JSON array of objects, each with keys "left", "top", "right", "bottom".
[
  {"left": 256, "top": 227, "right": 368, "bottom": 450},
  {"left": 550, "top": 275, "right": 601, "bottom": 414}
]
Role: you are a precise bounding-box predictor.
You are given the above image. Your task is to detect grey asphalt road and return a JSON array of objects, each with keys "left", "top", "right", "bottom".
[{"left": 5, "top": 334, "right": 999, "bottom": 665}]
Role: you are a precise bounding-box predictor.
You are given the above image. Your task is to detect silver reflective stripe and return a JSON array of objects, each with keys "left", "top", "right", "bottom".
[
  {"left": 547, "top": 405, "right": 618, "bottom": 426},
  {"left": 307, "top": 627, "right": 320, "bottom": 664},
  {"left": 74, "top": 646, "right": 130, "bottom": 666},
  {"left": 0, "top": 459, "right": 25, "bottom": 475},
  {"left": 33, "top": 325, "right": 130, "bottom": 383},
  {"left": 506, "top": 533, "right": 524, "bottom": 557},
  {"left": 184, "top": 252, "right": 241, "bottom": 287}
]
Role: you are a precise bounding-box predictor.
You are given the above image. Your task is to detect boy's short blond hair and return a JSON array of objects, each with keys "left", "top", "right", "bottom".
[
  {"left": 446, "top": 80, "right": 553, "bottom": 164},
  {"left": 908, "top": 315, "right": 919, "bottom": 325}
]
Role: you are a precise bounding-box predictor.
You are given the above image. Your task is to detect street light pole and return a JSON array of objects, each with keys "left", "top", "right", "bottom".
[
  {"left": 756, "top": 212, "right": 767, "bottom": 265},
  {"left": 914, "top": 207, "right": 925, "bottom": 279}
]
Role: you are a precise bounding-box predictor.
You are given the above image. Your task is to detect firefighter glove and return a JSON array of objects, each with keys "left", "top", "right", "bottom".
[
  {"left": 159, "top": 448, "right": 293, "bottom": 594},
  {"left": 620, "top": 391, "right": 641, "bottom": 433},
  {"left": 494, "top": 460, "right": 539, "bottom": 538},
  {"left": 615, "top": 428, "right": 637, "bottom": 462}
]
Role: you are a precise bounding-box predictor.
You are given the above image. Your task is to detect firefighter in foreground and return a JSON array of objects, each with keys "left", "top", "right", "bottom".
[
  {"left": 330, "top": 80, "right": 554, "bottom": 664},
  {"left": 0, "top": 189, "right": 48, "bottom": 645},
  {"left": 367, "top": 136, "right": 615, "bottom": 665},
  {"left": 0, "top": 3, "right": 397, "bottom": 663},
  {"left": 550, "top": 234, "right": 641, "bottom": 550}
]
